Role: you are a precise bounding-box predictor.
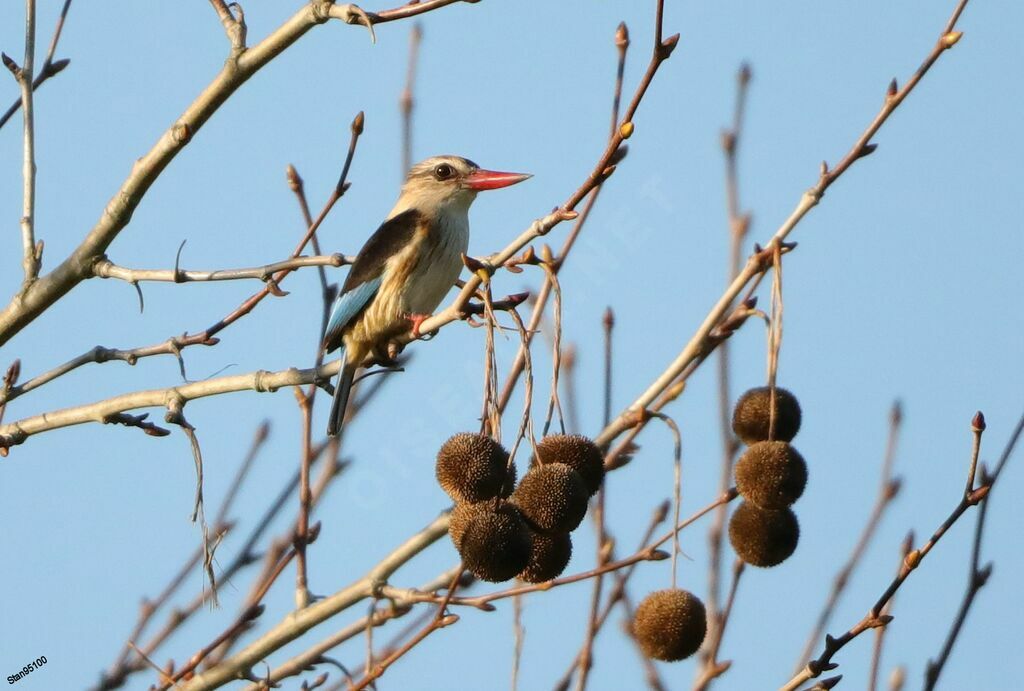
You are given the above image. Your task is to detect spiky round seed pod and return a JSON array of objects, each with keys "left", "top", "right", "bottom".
[
  {"left": 518, "top": 531, "right": 573, "bottom": 583},
  {"left": 632, "top": 589, "right": 707, "bottom": 662},
  {"left": 731, "top": 386, "right": 802, "bottom": 444},
  {"left": 735, "top": 441, "right": 808, "bottom": 509},
  {"left": 512, "top": 463, "right": 589, "bottom": 534},
  {"left": 533, "top": 434, "right": 605, "bottom": 495},
  {"left": 448, "top": 501, "right": 485, "bottom": 550},
  {"left": 728, "top": 501, "right": 800, "bottom": 568},
  {"left": 436, "top": 433, "right": 514, "bottom": 503},
  {"left": 455, "top": 501, "right": 532, "bottom": 583}
]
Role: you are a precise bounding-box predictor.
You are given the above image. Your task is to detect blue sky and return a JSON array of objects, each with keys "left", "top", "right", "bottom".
[{"left": 1, "top": 1, "right": 1021, "bottom": 690}]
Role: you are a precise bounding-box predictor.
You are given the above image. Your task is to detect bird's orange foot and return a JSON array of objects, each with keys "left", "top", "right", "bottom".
[{"left": 405, "top": 312, "right": 433, "bottom": 339}]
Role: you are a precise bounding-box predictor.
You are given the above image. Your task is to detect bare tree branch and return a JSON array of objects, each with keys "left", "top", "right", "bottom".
[
  {"left": 92, "top": 254, "right": 351, "bottom": 284},
  {"left": 0, "top": 0, "right": 475, "bottom": 346}
]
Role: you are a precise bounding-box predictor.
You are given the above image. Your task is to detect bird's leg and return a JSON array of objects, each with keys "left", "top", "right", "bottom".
[{"left": 404, "top": 312, "right": 434, "bottom": 339}]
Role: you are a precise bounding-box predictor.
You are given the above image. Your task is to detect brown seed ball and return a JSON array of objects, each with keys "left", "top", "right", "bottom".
[
  {"left": 632, "top": 589, "right": 707, "bottom": 662},
  {"left": 448, "top": 501, "right": 484, "bottom": 550},
  {"left": 734, "top": 441, "right": 808, "bottom": 509},
  {"left": 728, "top": 501, "right": 800, "bottom": 568},
  {"left": 511, "top": 463, "right": 589, "bottom": 534},
  {"left": 533, "top": 434, "right": 605, "bottom": 495},
  {"left": 436, "top": 433, "right": 514, "bottom": 503},
  {"left": 518, "top": 531, "right": 573, "bottom": 583},
  {"left": 455, "top": 501, "right": 532, "bottom": 583},
  {"left": 731, "top": 386, "right": 802, "bottom": 444}
]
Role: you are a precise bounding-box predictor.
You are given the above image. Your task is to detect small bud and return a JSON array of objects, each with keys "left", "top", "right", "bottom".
[
  {"left": 255, "top": 420, "right": 271, "bottom": 443},
  {"left": 615, "top": 22, "right": 630, "bottom": 49},
  {"left": 48, "top": 58, "right": 71, "bottom": 76},
  {"left": 901, "top": 530, "right": 915, "bottom": 556},
  {"left": 739, "top": 62, "right": 752, "bottom": 85},
  {"left": 891, "top": 400, "right": 903, "bottom": 426},
  {"left": 904, "top": 549, "right": 921, "bottom": 570},
  {"left": 351, "top": 110, "right": 365, "bottom": 135},
  {"left": 2, "top": 52, "right": 19, "bottom": 76},
  {"left": 506, "top": 291, "right": 530, "bottom": 306},
  {"left": 286, "top": 164, "right": 302, "bottom": 191},
  {"left": 603, "top": 307, "right": 615, "bottom": 330},
  {"left": 609, "top": 144, "right": 629, "bottom": 165},
  {"left": 887, "top": 78, "right": 898, "bottom": 98},
  {"left": 721, "top": 130, "right": 736, "bottom": 154},
  {"left": 859, "top": 143, "right": 878, "bottom": 159},
  {"left": 3, "top": 359, "right": 20, "bottom": 387},
  {"left": 654, "top": 499, "right": 671, "bottom": 524},
  {"left": 968, "top": 484, "right": 990, "bottom": 504},
  {"left": 941, "top": 31, "right": 963, "bottom": 48},
  {"left": 601, "top": 165, "right": 617, "bottom": 179},
  {"left": 972, "top": 410, "right": 986, "bottom": 432},
  {"left": 889, "top": 666, "right": 906, "bottom": 691},
  {"left": 619, "top": 121, "right": 634, "bottom": 139},
  {"left": 661, "top": 33, "right": 681, "bottom": 58},
  {"left": 820, "top": 160, "right": 829, "bottom": 176}
]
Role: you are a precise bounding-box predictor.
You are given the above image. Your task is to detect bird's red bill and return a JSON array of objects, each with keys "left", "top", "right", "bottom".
[{"left": 464, "top": 169, "right": 532, "bottom": 191}]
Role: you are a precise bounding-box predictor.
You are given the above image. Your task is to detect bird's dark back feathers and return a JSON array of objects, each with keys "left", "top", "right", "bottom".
[{"left": 342, "top": 209, "right": 423, "bottom": 293}]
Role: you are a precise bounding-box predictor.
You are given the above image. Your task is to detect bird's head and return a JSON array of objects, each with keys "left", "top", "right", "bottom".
[{"left": 396, "top": 155, "right": 531, "bottom": 216}]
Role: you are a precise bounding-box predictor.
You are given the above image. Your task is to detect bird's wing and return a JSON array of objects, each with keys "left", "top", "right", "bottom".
[
  {"left": 323, "top": 276, "right": 382, "bottom": 351},
  {"left": 340, "top": 209, "right": 423, "bottom": 293},
  {"left": 322, "top": 209, "right": 423, "bottom": 351}
]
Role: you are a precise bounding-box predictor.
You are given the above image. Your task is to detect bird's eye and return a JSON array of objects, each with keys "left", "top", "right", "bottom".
[{"left": 434, "top": 163, "right": 455, "bottom": 180}]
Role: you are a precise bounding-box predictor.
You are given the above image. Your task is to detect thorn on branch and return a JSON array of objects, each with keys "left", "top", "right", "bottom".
[
  {"left": 174, "top": 240, "right": 188, "bottom": 283},
  {"left": 329, "top": 4, "right": 377, "bottom": 44}
]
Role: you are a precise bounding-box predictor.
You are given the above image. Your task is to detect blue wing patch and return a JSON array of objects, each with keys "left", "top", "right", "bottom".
[{"left": 323, "top": 276, "right": 382, "bottom": 351}]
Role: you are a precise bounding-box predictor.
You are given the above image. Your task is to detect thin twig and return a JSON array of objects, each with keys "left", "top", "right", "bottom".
[
  {"left": 400, "top": 23, "right": 422, "bottom": 173},
  {"left": 572, "top": 307, "right": 616, "bottom": 690},
  {"left": 923, "top": 412, "right": 1016, "bottom": 689},
  {"left": 794, "top": 402, "right": 903, "bottom": 671},
  {"left": 592, "top": 0, "right": 972, "bottom": 454},
  {"left": 496, "top": 20, "right": 631, "bottom": 416},
  {"left": 9, "top": 0, "right": 39, "bottom": 285},
  {"left": 555, "top": 502, "right": 670, "bottom": 691},
  {"left": 701, "top": 64, "right": 749, "bottom": 677},
  {"left": 868, "top": 533, "right": 913, "bottom": 691},
  {"left": 781, "top": 410, "right": 1023, "bottom": 691},
  {"left": 0, "top": 0, "right": 71, "bottom": 131}
]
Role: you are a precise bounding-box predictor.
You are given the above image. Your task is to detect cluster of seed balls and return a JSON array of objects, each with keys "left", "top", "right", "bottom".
[
  {"left": 627, "top": 386, "right": 807, "bottom": 664},
  {"left": 728, "top": 386, "right": 805, "bottom": 567},
  {"left": 436, "top": 432, "right": 605, "bottom": 583}
]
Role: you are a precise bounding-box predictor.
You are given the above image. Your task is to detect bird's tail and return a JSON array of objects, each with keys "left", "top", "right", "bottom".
[{"left": 327, "top": 351, "right": 356, "bottom": 438}]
